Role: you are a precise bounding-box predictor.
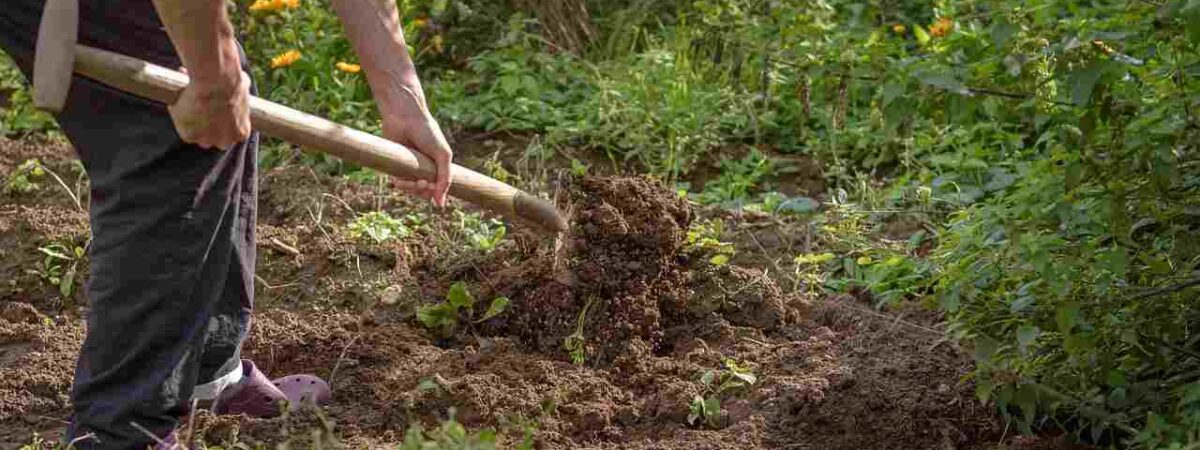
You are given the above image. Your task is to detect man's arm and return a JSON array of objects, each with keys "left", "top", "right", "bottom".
[
  {"left": 331, "top": 0, "right": 453, "bottom": 207},
  {"left": 151, "top": 0, "right": 251, "bottom": 150}
]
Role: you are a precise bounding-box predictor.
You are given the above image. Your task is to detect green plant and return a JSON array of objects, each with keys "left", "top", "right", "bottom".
[
  {"left": 0, "top": 54, "right": 57, "bottom": 137},
  {"left": 417, "top": 282, "right": 510, "bottom": 338},
  {"left": 347, "top": 211, "right": 415, "bottom": 244},
  {"left": 684, "top": 219, "right": 734, "bottom": 266},
  {"left": 4, "top": 159, "right": 44, "bottom": 194},
  {"left": 562, "top": 297, "right": 596, "bottom": 366},
  {"left": 29, "top": 242, "right": 85, "bottom": 299},
  {"left": 456, "top": 210, "right": 506, "bottom": 253},
  {"left": 399, "top": 410, "right": 534, "bottom": 450},
  {"left": 698, "top": 150, "right": 774, "bottom": 206},
  {"left": 687, "top": 358, "right": 757, "bottom": 428}
]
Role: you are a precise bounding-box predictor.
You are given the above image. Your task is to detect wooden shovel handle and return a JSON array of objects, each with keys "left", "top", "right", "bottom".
[{"left": 72, "top": 45, "right": 568, "bottom": 234}]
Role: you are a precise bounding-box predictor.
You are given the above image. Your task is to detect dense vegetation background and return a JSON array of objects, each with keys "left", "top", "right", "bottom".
[{"left": 2, "top": 0, "right": 1199, "bottom": 447}]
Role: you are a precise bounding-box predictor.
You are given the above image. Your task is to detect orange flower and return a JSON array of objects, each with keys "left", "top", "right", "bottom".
[
  {"left": 929, "top": 17, "right": 953, "bottom": 38},
  {"left": 270, "top": 50, "right": 302, "bottom": 68},
  {"left": 335, "top": 62, "right": 362, "bottom": 73},
  {"left": 892, "top": 24, "right": 907, "bottom": 35},
  {"left": 249, "top": 0, "right": 296, "bottom": 12}
]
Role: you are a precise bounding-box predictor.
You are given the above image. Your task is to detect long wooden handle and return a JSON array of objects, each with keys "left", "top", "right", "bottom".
[{"left": 71, "top": 45, "right": 568, "bottom": 234}]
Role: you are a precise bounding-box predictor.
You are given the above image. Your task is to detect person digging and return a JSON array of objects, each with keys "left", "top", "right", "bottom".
[{"left": 0, "top": 0, "right": 454, "bottom": 448}]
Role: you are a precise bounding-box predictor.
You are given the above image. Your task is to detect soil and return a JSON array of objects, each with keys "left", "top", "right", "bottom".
[{"left": 0, "top": 137, "right": 1072, "bottom": 449}]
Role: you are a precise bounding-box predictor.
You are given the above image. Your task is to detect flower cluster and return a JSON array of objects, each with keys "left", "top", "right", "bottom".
[
  {"left": 928, "top": 16, "right": 953, "bottom": 38},
  {"left": 249, "top": 0, "right": 299, "bottom": 13}
]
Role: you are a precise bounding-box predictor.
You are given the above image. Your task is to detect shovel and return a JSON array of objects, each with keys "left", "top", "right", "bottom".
[{"left": 30, "top": 1, "right": 568, "bottom": 234}]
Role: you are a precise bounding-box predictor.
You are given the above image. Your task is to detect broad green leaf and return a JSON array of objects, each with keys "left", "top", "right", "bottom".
[
  {"left": 1016, "top": 325, "right": 1040, "bottom": 353},
  {"left": 710, "top": 254, "right": 730, "bottom": 266},
  {"left": 475, "top": 296, "right": 510, "bottom": 323},
  {"left": 1056, "top": 302, "right": 1081, "bottom": 333},
  {"left": 1068, "top": 62, "right": 1106, "bottom": 107},
  {"left": 974, "top": 335, "right": 999, "bottom": 364},
  {"left": 700, "top": 370, "right": 716, "bottom": 387},
  {"left": 447, "top": 282, "right": 475, "bottom": 310},
  {"left": 913, "top": 25, "right": 930, "bottom": 46}
]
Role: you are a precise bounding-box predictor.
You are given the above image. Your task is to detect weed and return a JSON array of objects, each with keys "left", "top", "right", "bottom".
[
  {"left": 0, "top": 54, "right": 57, "bottom": 137},
  {"left": 399, "top": 409, "right": 534, "bottom": 450},
  {"left": 455, "top": 211, "right": 506, "bottom": 253},
  {"left": 684, "top": 219, "right": 734, "bottom": 266},
  {"left": 698, "top": 150, "right": 774, "bottom": 206},
  {"left": 687, "top": 358, "right": 757, "bottom": 429},
  {"left": 28, "top": 242, "right": 85, "bottom": 299},
  {"left": 562, "top": 297, "right": 596, "bottom": 366},
  {"left": 4, "top": 159, "right": 44, "bottom": 194},
  {"left": 347, "top": 211, "right": 418, "bottom": 244},
  {"left": 417, "top": 281, "right": 510, "bottom": 338}
]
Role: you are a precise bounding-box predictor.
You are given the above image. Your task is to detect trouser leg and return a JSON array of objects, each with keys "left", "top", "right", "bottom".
[{"left": 0, "top": 6, "right": 258, "bottom": 449}]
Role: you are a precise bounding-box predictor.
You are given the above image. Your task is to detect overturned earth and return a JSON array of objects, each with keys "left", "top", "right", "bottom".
[{"left": 0, "top": 138, "right": 1067, "bottom": 449}]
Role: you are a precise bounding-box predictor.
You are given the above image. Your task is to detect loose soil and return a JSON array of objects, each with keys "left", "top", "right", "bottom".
[{"left": 0, "top": 137, "right": 1070, "bottom": 449}]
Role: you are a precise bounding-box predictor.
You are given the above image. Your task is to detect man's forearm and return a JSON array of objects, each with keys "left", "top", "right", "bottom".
[
  {"left": 330, "top": 0, "right": 425, "bottom": 111},
  {"left": 151, "top": 0, "right": 242, "bottom": 88}
]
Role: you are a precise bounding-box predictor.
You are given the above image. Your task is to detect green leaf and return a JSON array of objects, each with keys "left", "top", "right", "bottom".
[
  {"left": 1068, "top": 62, "right": 1106, "bottom": 107},
  {"left": 700, "top": 370, "right": 716, "bottom": 387},
  {"left": 710, "top": 254, "right": 730, "bottom": 266},
  {"left": 913, "top": 25, "right": 931, "bottom": 46},
  {"left": 1056, "top": 302, "right": 1081, "bottom": 333},
  {"left": 447, "top": 282, "right": 475, "bottom": 310},
  {"left": 37, "top": 247, "right": 72, "bottom": 261},
  {"left": 60, "top": 265, "right": 76, "bottom": 298},
  {"left": 1016, "top": 325, "right": 1040, "bottom": 353},
  {"left": 475, "top": 296, "right": 510, "bottom": 323},
  {"left": 974, "top": 335, "right": 999, "bottom": 364}
]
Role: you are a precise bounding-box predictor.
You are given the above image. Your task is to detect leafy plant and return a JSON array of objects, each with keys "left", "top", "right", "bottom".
[
  {"left": 347, "top": 211, "right": 415, "bottom": 244},
  {"left": 417, "top": 282, "right": 510, "bottom": 338},
  {"left": 4, "top": 159, "right": 44, "bottom": 194},
  {"left": 399, "top": 410, "right": 535, "bottom": 450},
  {"left": 456, "top": 211, "right": 506, "bottom": 253},
  {"left": 698, "top": 150, "right": 774, "bottom": 206},
  {"left": 0, "top": 54, "right": 57, "bottom": 137},
  {"left": 562, "top": 297, "right": 596, "bottom": 366},
  {"left": 684, "top": 219, "right": 735, "bottom": 266},
  {"left": 29, "top": 242, "right": 85, "bottom": 298},
  {"left": 687, "top": 358, "right": 757, "bottom": 428}
]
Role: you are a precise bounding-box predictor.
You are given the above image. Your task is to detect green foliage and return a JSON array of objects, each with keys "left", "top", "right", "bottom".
[
  {"left": 347, "top": 211, "right": 415, "bottom": 244},
  {"left": 4, "top": 159, "right": 45, "bottom": 194},
  {"left": 698, "top": 150, "right": 774, "bottom": 206},
  {"left": 688, "top": 358, "right": 757, "bottom": 428},
  {"left": 455, "top": 211, "right": 506, "bottom": 253},
  {"left": 399, "top": 412, "right": 535, "bottom": 450},
  {"left": 0, "top": 54, "right": 56, "bottom": 137},
  {"left": 30, "top": 242, "right": 85, "bottom": 299},
  {"left": 417, "top": 281, "right": 509, "bottom": 338},
  {"left": 684, "top": 219, "right": 735, "bottom": 266}
]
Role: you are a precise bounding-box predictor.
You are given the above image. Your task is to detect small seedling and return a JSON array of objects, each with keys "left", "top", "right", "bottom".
[
  {"left": 562, "top": 297, "right": 596, "bottom": 366},
  {"left": 684, "top": 219, "right": 735, "bottom": 266},
  {"left": 4, "top": 159, "right": 44, "bottom": 194},
  {"left": 456, "top": 210, "right": 507, "bottom": 253},
  {"left": 687, "top": 358, "right": 757, "bottom": 428},
  {"left": 399, "top": 409, "right": 508, "bottom": 450},
  {"left": 569, "top": 158, "right": 588, "bottom": 177},
  {"left": 417, "top": 282, "right": 510, "bottom": 338},
  {"left": 28, "top": 242, "right": 85, "bottom": 298},
  {"left": 348, "top": 211, "right": 414, "bottom": 244}
]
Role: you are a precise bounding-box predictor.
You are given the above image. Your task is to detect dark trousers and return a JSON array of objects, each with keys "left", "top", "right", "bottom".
[{"left": 1, "top": 2, "right": 258, "bottom": 449}]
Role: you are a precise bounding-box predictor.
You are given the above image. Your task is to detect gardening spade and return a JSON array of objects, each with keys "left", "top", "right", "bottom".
[{"left": 30, "top": 0, "right": 569, "bottom": 234}]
